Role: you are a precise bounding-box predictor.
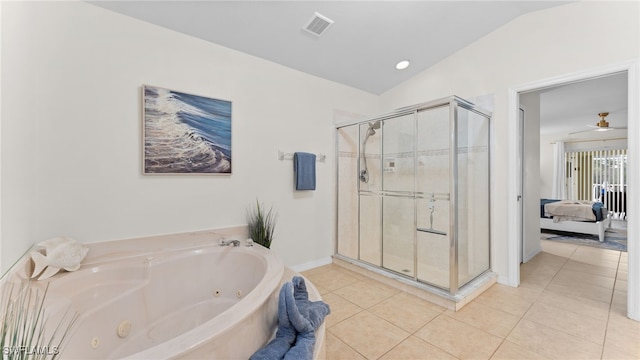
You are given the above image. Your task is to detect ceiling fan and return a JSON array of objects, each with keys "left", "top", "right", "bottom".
[{"left": 569, "top": 112, "right": 628, "bottom": 134}]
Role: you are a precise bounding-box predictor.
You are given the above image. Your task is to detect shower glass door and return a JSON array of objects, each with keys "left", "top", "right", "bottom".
[
  {"left": 337, "top": 96, "right": 491, "bottom": 296},
  {"left": 359, "top": 122, "right": 382, "bottom": 266},
  {"left": 381, "top": 114, "right": 415, "bottom": 276},
  {"left": 415, "top": 106, "right": 451, "bottom": 289},
  {"left": 457, "top": 107, "right": 490, "bottom": 287}
]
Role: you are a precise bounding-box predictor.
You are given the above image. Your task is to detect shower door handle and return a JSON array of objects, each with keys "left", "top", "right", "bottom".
[{"left": 417, "top": 227, "right": 447, "bottom": 236}]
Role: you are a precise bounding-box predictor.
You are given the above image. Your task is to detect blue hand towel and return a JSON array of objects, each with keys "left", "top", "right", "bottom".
[
  {"left": 294, "top": 152, "right": 316, "bottom": 191},
  {"left": 250, "top": 282, "right": 297, "bottom": 360}
]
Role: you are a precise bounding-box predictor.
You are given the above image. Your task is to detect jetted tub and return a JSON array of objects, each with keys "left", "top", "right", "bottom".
[{"left": 4, "top": 228, "right": 325, "bottom": 359}]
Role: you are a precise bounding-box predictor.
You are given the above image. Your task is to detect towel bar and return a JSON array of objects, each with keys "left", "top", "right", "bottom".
[{"left": 278, "top": 150, "right": 326, "bottom": 162}]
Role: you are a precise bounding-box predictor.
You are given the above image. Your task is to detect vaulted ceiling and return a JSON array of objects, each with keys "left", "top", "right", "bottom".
[
  {"left": 89, "top": 1, "right": 570, "bottom": 95},
  {"left": 89, "top": 1, "right": 626, "bottom": 137}
]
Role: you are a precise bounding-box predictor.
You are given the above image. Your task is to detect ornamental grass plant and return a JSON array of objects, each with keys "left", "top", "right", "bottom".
[
  {"left": 246, "top": 199, "right": 278, "bottom": 249},
  {"left": 1, "top": 281, "right": 78, "bottom": 360}
]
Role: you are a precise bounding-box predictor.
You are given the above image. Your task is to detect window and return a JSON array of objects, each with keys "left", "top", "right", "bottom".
[{"left": 566, "top": 148, "right": 627, "bottom": 219}]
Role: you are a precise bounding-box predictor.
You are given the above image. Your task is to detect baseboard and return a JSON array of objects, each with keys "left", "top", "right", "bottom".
[
  {"left": 524, "top": 247, "right": 541, "bottom": 263},
  {"left": 290, "top": 256, "right": 333, "bottom": 273},
  {"left": 497, "top": 275, "right": 518, "bottom": 287}
]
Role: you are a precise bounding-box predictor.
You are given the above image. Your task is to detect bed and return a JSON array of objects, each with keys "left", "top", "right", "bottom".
[{"left": 540, "top": 199, "right": 611, "bottom": 242}]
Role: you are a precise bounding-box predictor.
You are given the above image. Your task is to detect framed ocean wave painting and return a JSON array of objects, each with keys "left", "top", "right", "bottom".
[{"left": 143, "top": 85, "right": 232, "bottom": 174}]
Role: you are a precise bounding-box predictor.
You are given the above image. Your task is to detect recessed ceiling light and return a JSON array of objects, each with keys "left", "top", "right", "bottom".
[{"left": 395, "top": 60, "right": 410, "bottom": 70}]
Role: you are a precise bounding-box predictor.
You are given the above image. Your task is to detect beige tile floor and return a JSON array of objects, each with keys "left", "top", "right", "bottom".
[{"left": 302, "top": 240, "right": 639, "bottom": 360}]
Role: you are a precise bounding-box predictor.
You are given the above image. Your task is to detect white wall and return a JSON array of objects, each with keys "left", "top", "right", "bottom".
[
  {"left": 0, "top": 1, "right": 379, "bottom": 272},
  {"left": 379, "top": 1, "right": 639, "bottom": 282},
  {"left": 0, "top": 0, "right": 40, "bottom": 274},
  {"left": 2, "top": 1, "right": 639, "bottom": 285},
  {"left": 0, "top": 1, "right": 3, "bottom": 273}
]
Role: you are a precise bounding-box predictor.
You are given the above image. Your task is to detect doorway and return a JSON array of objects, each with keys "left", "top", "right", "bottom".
[{"left": 508, "top": 61, "right": 639, "bottom": 320}]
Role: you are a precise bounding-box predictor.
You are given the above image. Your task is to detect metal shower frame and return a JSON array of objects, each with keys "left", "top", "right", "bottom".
[{"left": 334, "top": 95, "right": 492, "bottom": 296}]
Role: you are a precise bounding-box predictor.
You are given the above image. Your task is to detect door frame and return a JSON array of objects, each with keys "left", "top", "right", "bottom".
[
  {"left": 507, "top": 60, "right": 640, "bottom": 320},
  {"left": 517, "top": 107, "right": 524, "bottom": 264}
]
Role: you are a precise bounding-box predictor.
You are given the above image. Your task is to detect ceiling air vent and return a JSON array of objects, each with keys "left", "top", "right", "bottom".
[{"left": 303, "top": 12, "right": 334, "bottom": 37}]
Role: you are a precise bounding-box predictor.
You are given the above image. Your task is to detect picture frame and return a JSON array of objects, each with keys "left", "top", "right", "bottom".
[{"left": 142, "top": 85, "right": 232, "bottom": 174}]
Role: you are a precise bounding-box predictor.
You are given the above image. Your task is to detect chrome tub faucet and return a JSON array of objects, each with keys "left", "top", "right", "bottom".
[{"left": 220, "top": 239, "right": 241, "bottom": 247}]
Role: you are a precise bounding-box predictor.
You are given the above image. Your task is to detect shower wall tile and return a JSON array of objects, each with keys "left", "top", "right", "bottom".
[
  {"left": 337, "top": 123, "right": 359, "bottom": 260},
  {"left": 337, "top": 153, "right": 358, "bottom": 259},
  {"left": 359, "top": 195, "right": 381, "bottom": 266}
]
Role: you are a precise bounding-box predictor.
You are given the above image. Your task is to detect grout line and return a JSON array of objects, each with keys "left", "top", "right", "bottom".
[
  {"left": 319, "top": 241, "right": 626, "bottom": 359},
  {"left": 490, "top": 298, "right": 552, "bottom": 358},
  {"left": 362, "top": 309, "right": 412, "bottom": 359},
  {"left": 490, "top": 244, "right": 576, "bottom": 359},
  {"left": 326, "top": 328, "right": 369, "bottom": 359},
  {"left": 406, "top": 312, "right": 463, "bottom": 360},
  {"left": 600, "top": 251, "right": 622, "bottom": 359},
  {"left": 533, "top": 243, "right": 618, "bottom": 356},
  {"left": 325, "top": 274, "right": 458, "bottom": 359},
  {"left": 323, "top": 291, "right": 364, "bottom": 329},
  {"left": 487, "top": 337, "right": 510, "bottom": 360}
]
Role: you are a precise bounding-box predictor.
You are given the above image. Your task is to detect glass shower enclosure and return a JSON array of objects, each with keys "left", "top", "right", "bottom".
[{"left": 336, "top": 96, "right": 490, "bottom": 295}]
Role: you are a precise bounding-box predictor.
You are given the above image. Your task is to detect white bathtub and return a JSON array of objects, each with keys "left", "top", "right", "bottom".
[{"left": 3, "top": 228, "right": 317, "bottom": 360}]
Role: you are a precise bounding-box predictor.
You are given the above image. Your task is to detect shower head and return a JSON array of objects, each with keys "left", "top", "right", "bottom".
[
  {"left": 360, "top": 120, "right": 381, "bottom": 183},
  {"left": 366, "top": 120, "right": 381, "bottom": 136}
]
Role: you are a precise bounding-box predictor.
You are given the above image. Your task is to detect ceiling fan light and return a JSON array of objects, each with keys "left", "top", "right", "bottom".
[{"left": 572, "top": 112, "right": 626, "bottom": 134}]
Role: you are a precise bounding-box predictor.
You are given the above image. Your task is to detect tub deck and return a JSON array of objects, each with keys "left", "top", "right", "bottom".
[{"left": 1, "top": 226, "right": 326, "bottom": 360}]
